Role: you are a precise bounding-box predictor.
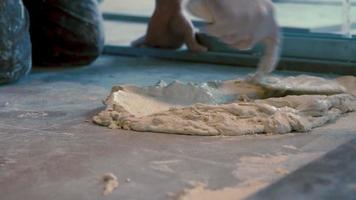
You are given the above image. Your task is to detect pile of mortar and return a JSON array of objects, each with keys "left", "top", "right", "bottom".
[{"left": 93, "top": 75, "right": 356, "bottom": 136}]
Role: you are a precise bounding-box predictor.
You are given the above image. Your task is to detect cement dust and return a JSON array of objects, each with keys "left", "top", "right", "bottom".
[
  {"left": 173, "top": 181, "right": 267, "bottom": 200},
  {"left": 101, "top": 173, "right": 119, "bottom": 196},
  {"left": 173, "top": 151, "right": 323, "bottom": 200},
  {"left": 93, "top": 75, "right": 356, "bottom": 136}
]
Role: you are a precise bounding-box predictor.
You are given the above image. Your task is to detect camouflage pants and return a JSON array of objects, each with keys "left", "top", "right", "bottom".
[{"left": 0, "top": 0, "right": 105, "bottom": 84}]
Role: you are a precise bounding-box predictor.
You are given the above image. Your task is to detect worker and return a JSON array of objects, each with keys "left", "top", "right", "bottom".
[{"left": 0, "top": 0, "right": 105, "bottom": 84}]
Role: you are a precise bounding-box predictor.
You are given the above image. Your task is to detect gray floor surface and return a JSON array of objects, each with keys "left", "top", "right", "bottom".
[{"left": 0, "top": 55, "right": 355, "bottom": 200}]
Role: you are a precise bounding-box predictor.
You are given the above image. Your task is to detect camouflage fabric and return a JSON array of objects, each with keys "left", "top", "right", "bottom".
[
  {"left": 0, "top": 0, "right": 105, "bottom": 84},
  {"left": 0, "top": 0, "right": 31, "bottom": 84}
]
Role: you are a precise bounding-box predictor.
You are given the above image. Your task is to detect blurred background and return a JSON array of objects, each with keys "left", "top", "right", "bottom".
[{"left": 99, "top": 0, "right": 355, "bottom": 45}]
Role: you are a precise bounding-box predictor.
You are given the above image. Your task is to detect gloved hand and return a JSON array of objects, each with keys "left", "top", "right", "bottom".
[
  {"left": 186, "top": 0, "right": 281, "bottom": 81},
  {"left": 132, "top": 0, "right": 207, "bottom": 52}
]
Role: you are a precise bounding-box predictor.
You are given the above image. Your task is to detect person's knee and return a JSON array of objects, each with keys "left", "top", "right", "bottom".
[
  {"left": 71, "top": 22, "right": 105, "bottom": 65},
  {"left": 36, "top": 20, "right": 105, "bottom": 66},
  {"left": 23, "top": 0, "right": 105, "bottom": 66},
  {"left": 0, "top": 0, "right": 32, "bottom": 84}
]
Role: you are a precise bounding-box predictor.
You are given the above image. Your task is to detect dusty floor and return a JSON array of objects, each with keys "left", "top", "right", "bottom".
[
  {"left": 0, "top": 55, "right": 356, "bottom": 200},
  {"left": 0, "top": 1, "right": 355, "bottom": 199}
]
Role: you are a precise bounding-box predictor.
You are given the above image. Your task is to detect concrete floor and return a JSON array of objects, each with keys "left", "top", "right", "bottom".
[
  {"left": 1, "top": 1, "right": 355, "bottom": 199},
  {"left": 0, "top": 55, "right": 356, "bottom": 199}
]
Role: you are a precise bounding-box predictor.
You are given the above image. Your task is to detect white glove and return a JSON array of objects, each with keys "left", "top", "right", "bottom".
[{"left": 186, "top": 0, "right": 281, "bottom": 81}]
